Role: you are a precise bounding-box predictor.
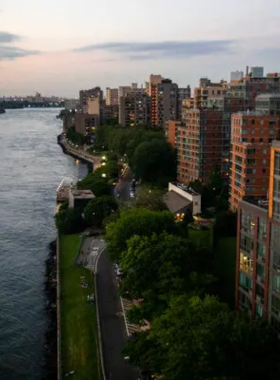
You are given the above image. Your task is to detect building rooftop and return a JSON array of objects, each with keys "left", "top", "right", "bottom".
[
  {"left": 256, "top": 93, "right": 280, "bottom": 99},
  {"left": 234, "top": 110, "right": 267, "bottom": 117},
  {"left": 171, "top": 182, "right": 199, "bottom": 196},
  {"left": 242, "top": 196, "right": 269, "bottom": 211},
  {"left": 163, "top": 191, "right": 192, "bottom": 214},
  {"left": 272, "top": 140, "right": 280, "bottom": 148}
]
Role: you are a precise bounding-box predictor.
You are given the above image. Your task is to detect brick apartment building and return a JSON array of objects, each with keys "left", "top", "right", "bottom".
[
  {"left": 119, "top": 93, "right": 151, "bottom": 127},
  {"left": 74, "top": 113, "right": 99, "bottom": 144},
  {"left": 166, "top": 109, "right": 223, "bottom": 184},
  {"left": 235, "top": 141, "right": 280, "bottom": 330},
  {"left": 230, "top": 111, "right": 280, "bottom": 210}
]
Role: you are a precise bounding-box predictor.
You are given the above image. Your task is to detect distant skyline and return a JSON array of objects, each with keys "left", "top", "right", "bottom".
[{"left": 1, "top": 0, "right": 280, "bottom": 97}]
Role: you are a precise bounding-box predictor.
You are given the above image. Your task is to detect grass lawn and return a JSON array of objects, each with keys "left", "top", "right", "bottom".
[
  {"left": 214, "top": 237, "right": 237, "bottom": 309},
  {"left": 60, "top": 234, "right": 101, "bottom": 380},
  {"left": 189, "top": 229, "right": 212, "bottom": 247}
]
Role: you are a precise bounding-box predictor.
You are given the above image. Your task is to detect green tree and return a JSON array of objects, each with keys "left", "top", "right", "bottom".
[
  {"left": 133, "top": 188, "right": 167, "bottom": 211},
  {"left": 55, "top": 207, "right": 85, "bottom": 234},
  {"left": 132, "top": 139, "right": 176, "bottom": 186},
  {"left": 77, "top": 172, "right": 111, "bottom": 197},
  {"left": 105, "top": 209, "right": 176, "bottom": 261},
  {"left": 66, "top": 126, "right": 84, "bottom": 145},
  {"left": 124, "top": 331, "right": 163, "bottom": 377},
  {"left": 84, "top": 196, "right": 118, "bottom": 227},
  {"left": 120, "top": 233, "right": 215, "bottom": 314},
  {"left": 148, "top": 295, "right": 280, "bottom": 380}
]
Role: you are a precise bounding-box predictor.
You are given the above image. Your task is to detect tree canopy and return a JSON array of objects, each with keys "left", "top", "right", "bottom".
[
  {"left": 84, "top": 196, "right": 118, "bottom": 227},
  {"left": 133, "top": 188, "right": 167, "bottom": 211},
  {"left": 125, "top": 295, "right": 280, "bottom": 380},
  {"left": 55, "top": 205, "right": 85, "bottom": 234},
  {"left": 105, "top": 209, "right": 176, "bottom": 261},
  {"left": 120, "top": 232, "right": 215, "bottom": 316},
  {"left": 132, "top": 139, "right": 176, "bottom": 186},
  {"left": 77, "top": 172, "right": 112, "bottom": 197}
]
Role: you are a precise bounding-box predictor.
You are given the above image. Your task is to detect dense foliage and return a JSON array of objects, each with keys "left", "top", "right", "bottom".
[
  {"left": 189, "top": 165, "right": 229, "bottom": 213},
  {"left": 133, "top": 188, "right": 167, "bottom": 211},
  {"left": 77, "top": 172, "right": 112, "bottom": 197},
  {"left": 66, "top": 126, "right": 84, "bottom": 146},
  {"left": 131, "top": 139, "right": 176, "bottom": 186},
  {"left": 125, "top": 295, "right": 280, "bottom": 380},
  {"left": 84, "top": 196, "right": 118, "bottom": 227},
  {"left": 105, "top": 209, "right": 177, "bottom": 261},
  {"left": 120, "top": 232, "right": 215, "bottom": 316},
  {"left": 55, "top": 203, "right": 85, "bottom": 234}
]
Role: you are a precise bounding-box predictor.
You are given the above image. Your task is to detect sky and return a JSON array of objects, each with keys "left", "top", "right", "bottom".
[{"left": 1, "top": 0, "right": 280, "bottom": 97}]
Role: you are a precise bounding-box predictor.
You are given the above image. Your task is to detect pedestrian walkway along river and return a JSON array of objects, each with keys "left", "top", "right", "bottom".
[{"left": 0, "top": 108, "right": 89, "bottom": 380}]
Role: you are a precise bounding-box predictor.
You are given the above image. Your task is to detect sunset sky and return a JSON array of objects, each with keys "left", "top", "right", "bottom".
[{"left": 1, "top": 0, "right": 280, "bottom": 97}]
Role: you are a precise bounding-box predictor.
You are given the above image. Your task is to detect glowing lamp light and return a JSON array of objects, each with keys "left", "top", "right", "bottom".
[{"left": 102, "top": 173, "right": 106, "bottom": 178}]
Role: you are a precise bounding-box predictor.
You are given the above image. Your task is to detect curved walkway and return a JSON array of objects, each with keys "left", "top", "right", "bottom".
[{"left": 96, "top": 247, "right": 141, "bottom": 380}]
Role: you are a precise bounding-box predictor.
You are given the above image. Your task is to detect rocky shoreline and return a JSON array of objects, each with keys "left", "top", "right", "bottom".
[{"left": 42, "top": 240, "right": 57, "bottom": 380}]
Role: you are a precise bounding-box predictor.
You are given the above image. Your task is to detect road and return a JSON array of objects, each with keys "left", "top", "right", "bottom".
[
  {"left": 96, "top": 248, "right": 141, "bottom": 380},
  {"left": 114, "top": 167, "right": 133, "bottom": 202}
]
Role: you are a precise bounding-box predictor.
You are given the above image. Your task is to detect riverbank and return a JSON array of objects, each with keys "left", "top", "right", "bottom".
[
  {"left": 57, "top": 134, "right": 102, "bottom": 171},
  {"left": 43, "top": 241, "right": 58, "bottom": 380},
  {"left": 59, "top": 234, "right": 101, "bottom": 380}
]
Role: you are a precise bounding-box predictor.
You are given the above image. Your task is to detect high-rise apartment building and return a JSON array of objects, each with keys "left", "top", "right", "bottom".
[
  {"left": 118, "top": 84, "right": 145, "bottom": 103},
  {"left": 119, "top": 93, "right": 151, "bottom": 127},
  {"left": 193, "top": 79, "right": 228, "bottom": 109},
  {"left": 106, "top": 88, "right": 118, "bottom": 106},
  {"left": 230, "top": 111, "right": 280, "bottom": 211},
  {"left": 255, "top": 94, "right": 280, "bottom": 116},
  {"left": 235, "top": 141, "right": 280, "bottom": 330},
  {"left": 155, "top": 79, "right": 178, "bottom": 127},
  {"left": 79, "top": 87, "right": 103, "bottom": 113},
  {"left": 166, "top": 109, "right": 223, "bottom": 183},
  {"left": 178, "top": 86, "right": 191, "bottom": 120},
  {"left": 148, "top": 74, "right": 163, "bottom": 96}
]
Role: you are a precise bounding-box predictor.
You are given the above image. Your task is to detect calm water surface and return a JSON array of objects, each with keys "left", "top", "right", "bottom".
[{"left": 0, "top": 108, "right": 88, "bottom": 380}]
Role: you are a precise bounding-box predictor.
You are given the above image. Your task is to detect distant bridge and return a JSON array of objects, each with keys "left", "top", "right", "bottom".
[{"left": 0, "top": 101, "right": 65, "bottom": 109}]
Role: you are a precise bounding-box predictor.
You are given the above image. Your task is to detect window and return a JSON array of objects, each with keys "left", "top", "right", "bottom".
[
  {"left": 256, "top": 304, "right": 263, "bottom": 318},
  {"left": 257, "top": 263, "right": 265, "bottom": 279},
  {"left": 239, "top": 272, "right": 252, "bottom": 290},
  {"left": 271, "top": 295, "right": 280, "bottom": 315},
  {"left": 240, "top": 252, "right": 254, "bottom": 274},
  {"left": 257, "top": 243, "right": 266, "bottom": 258},
  {"left": 273, "top": 275, "right": 280, "bottom": 292},
  {"left": 263, "top": 159, "right": 266, "bottom": 164}
]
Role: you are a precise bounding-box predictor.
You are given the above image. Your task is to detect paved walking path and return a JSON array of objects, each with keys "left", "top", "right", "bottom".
[
  {"left": 77, "top": 237, "right": 106, "bottom": 273},
  {"left": 96, "top": 247, "right": 141, "bottom": 380}
]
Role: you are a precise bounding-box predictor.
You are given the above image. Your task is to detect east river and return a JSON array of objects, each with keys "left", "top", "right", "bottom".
[{"left": 0, "top": 109, "right": 89, "bottom": 380}]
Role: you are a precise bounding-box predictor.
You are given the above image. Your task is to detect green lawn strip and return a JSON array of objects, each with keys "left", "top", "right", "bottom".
[
  {"left": 188, "top": 229, "right": 212, "bottom": 246},
  {"left": 60, "top": 234, "right": 101, "bottom": 380},
  {"left": 214, "top": 237, "right": 237, "bottom": 309}
]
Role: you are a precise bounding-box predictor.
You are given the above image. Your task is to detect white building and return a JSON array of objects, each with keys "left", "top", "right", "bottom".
[{"left": 163, "top": 182, "right": 201, "bottom": 218}]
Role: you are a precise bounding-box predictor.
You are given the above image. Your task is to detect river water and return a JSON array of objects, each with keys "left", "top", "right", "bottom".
[{"left": 0, "top": 108, "right": 89, "bottom": 380}]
